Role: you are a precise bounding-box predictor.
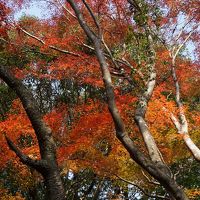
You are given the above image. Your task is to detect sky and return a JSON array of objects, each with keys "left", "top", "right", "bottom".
[{"left": 14, "top": 1, "right": 50, "bottom": 20}]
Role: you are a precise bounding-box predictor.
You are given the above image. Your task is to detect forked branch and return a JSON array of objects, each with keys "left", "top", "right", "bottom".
[
  {"left": 66, "top": 1, "right": 189, "bottom": 199},
  {"left": 5, "top": 136, "right": 48, "bottom": 171}
]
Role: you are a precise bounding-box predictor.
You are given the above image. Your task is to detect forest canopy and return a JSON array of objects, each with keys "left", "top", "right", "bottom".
[{"left": 0, "top": 0, "right": 200, "bottom": 199}]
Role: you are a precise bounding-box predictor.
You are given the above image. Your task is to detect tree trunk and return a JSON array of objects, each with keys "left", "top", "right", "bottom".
[
  {"left": 65, "top": 1, "right": 189, "bottom": 198},
  {"left": 43, "top": 166, "right": 66, "bottom": 200},
  {"left": 170, "top": 57, "right": 200, "bottom": 162},
  {"left": 0, "top": 65, "right": 66, "bottom": 200}
]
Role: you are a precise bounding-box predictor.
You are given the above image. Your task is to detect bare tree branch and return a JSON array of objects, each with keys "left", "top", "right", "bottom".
[
  {"left": 19, "top": 27, "right": 80, "bottom": 56},
  {"left": 173, "top": 16, "right": 196, "bottom": 42},
  {"left": 173, "top": 24, "right": 199, "bottom": 59},
  {"left": 82, "top": 42, "right": 145, "bottom": 84},
  {"left": 141, "top": 170, "right": 160, "bottom": 185},
  {"left": 82, "top": 0, "right": 101, "bottom": 35},
  {"left": 56, "top": 0, "right": 77, "bottom": 18},
  {"left": 5, "top": 136, "right": 48, "bottom": 170},
  {"left": 115, "top": 174, "right": 169, "bottom": 200}
]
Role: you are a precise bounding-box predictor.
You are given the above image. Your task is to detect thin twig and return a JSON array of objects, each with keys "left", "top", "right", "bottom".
[
  {"left": 115, "top": 174, "right": 168, "bottom": 199},
  {"left": 82, "top": 42, "right": 145, "bottom": 83},
  {"left": 57, "top": 0, "right": 77, "bottom": 18},
  {"left": 19, "top": 27, "right": 80, "bottom": 56},
  {"left": 173, "top": 24, "right": 199, "bottom": 59},
  {"left": 141, "top": 171, "right": 160, "bottom": 185}
]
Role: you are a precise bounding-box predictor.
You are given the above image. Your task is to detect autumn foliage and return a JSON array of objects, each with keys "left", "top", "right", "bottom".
[{"left": 0, "top": 0, "right": 200, "bottom": 199}]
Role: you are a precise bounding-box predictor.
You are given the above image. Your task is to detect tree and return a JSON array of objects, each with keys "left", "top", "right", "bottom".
[
  {"left": 0, "top": 3, "right": 66, "bottom": 200},
  {"left": 65, "top": 0, "right": 190, "bottom": 199},
  {"left": 0, "top": 0, "right": 199, "bottom": 199}
]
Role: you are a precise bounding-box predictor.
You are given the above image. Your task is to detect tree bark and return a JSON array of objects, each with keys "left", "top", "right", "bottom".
[
  {"left": 134, "top": 26, "right": 163, "bottom": 163},
  {"left": 43, "top": 165, "right": 66, "bottom": 200},
  {"left": 170, "top": 57, "right": 200, "bottom": 162}
]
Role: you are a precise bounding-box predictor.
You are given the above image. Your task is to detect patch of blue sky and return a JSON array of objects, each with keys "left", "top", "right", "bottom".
[
  {"left": 181, "top": 41, "right": 196, "bottom": 61},
  {"left": 14, "top": 1, "right": 51, "bottom": 20}
]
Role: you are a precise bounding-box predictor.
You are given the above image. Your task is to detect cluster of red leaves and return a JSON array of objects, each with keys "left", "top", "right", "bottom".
[
  {"left": 55, "top": 92, "right": 141, "bottom": 175},
  {"left": 0, "top": 2, "right": 11, "bottom": 38}
]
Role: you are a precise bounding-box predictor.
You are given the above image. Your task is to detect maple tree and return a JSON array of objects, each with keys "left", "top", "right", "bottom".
[{"left": 0, "top": 0, "right": 200, "bottom": 199}]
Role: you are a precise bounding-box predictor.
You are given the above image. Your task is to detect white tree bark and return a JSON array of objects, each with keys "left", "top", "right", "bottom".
[{"left": 169, "top": 41, "right": 200, "bottom": 162}]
